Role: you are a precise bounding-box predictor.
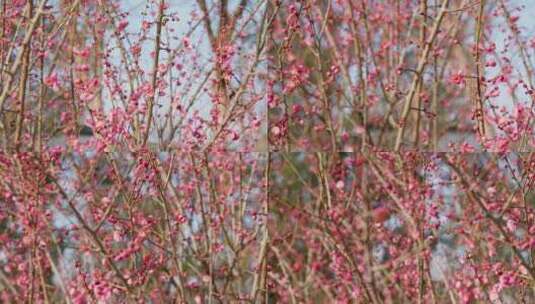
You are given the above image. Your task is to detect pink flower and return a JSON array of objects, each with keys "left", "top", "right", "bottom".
[
  {"left": 183, "top": 36, "right": 191, "bottom": 48},
  {"left": 373, "top": 207, "right": 391, "bottom": 223},
  {"left": 449, "top": 71, "right": 465, "bottom": 85},
  {"left": 75, "top": 64, "right": 89, "bottom": 72},
  {"left": 73, "top": 47, "right": 90, "bottom": 58},
  {"left": 44, "top": 73, "right": 60, "bottom": 90},
  {"left": 131, "top": 44, "right": 142, "bottom": 56},
  {"left": 341, "top": 131, "right": 350, "bottom": 142},
  {"left": 485, "top": 60, "right": 496, "bottom": 67},
  {"left": 79, "top": 92, "right": 95, "bottom": 102},
  {"left": 117, "top": 19, "right": 129, "bottom": 32},
  {"left": 291, "top": 104, "right": 303, "bottom": 116}
]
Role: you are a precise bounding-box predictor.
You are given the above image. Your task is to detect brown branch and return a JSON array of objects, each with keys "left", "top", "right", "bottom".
[
  {"left": 394, "top": 0, "right": 449, "bottom": 151},
  {"left": 473, "top": 0, "right": 487, "bottom": 138},
  {"left": 250, "top": 152, "right": 270, "bottom": 302},
  {"left": 14, "top": 0, "right": 34, "bottom": 150},
  {"left": 142, "top": 0, "right": 165, "bottom": 146}
]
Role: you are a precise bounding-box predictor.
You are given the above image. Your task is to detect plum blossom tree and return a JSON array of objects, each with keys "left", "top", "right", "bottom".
[
  {"left": 1, "top": 0, "right": 271, "bottom": 302},
  {"left": 0, "top": 0, "right": 534, "bottom": 303},
  {"left": 268, "top": 152, "right": 535, "bottom": 303},
  {"left": 268, "top": 0, "right": 535, "bottom": 152}
]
